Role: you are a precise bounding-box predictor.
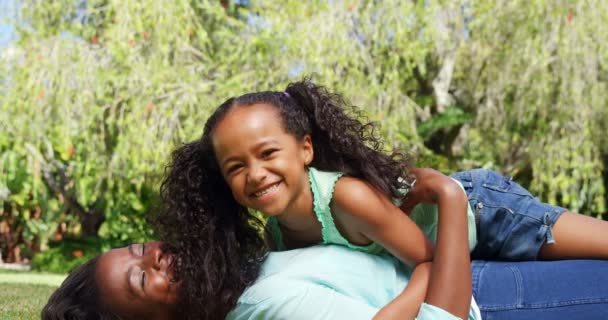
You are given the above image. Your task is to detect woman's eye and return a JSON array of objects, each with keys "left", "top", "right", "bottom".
[
  {"left": 135, "top": 243, "right": 145, "bottom": 256},
  {"left": 141, "top": 271, "right": 146, "bottom": 290}
]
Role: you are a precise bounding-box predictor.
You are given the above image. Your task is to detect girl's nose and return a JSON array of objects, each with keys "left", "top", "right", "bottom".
[{"left": 247, "top": 163, "right": 268, "bottom": 184}]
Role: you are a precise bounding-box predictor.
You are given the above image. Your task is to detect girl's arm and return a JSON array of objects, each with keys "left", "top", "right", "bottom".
[
  {"left": 401, "top": 168, "right": 472, "bottom": 318},
  {"left": 332, "top": 167, "right": 471, "bottom": 319},
  {"left": 331, "top": 177, "right": 434, "bottom": 319},
  {"left": 332, "top": 176, "right": 434, "bottom": 266},
  {"left": 373, "top": 261, "right": 432, "bottom": 320},
  {"left": 398, "top": 168, "right": 464, "bottom": 215}
]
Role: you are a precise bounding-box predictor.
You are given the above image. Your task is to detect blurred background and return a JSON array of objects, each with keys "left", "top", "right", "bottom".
[{"left": 1, "top": 0, "right": 608, "bottom": 278}]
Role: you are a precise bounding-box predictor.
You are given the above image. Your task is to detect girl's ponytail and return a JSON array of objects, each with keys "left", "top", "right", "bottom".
[
  {"left": 284, "top": 78, "right": 410, "bottom": 199},
  {"left": 283, "top": 80, "right": 348, "bottom": 173}
]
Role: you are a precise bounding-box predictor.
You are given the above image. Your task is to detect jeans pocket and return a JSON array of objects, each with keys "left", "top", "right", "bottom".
[{"left": 480, "top": 170, "right": 534, "bottom": 198}]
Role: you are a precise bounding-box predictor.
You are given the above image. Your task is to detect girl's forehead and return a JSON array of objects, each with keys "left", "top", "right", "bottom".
[
  {"left": 225, "top": 103, "right": 281, "bottom": 121},
  {"left": 215, "top": 104, "right": 285, "bottom": 137},
  {"left": 211, "top": 104, "right": 294, "bottom": 155}
]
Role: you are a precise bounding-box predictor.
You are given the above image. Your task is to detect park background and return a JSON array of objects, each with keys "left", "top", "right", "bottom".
[{"left": 1, "top": 0, "right": 608, "bottom": 317}]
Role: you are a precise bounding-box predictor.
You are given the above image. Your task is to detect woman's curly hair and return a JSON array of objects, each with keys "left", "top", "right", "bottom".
[
  {"left": 152, "top": 78, "right": 411, "bottom": 319},
  {"left": 153, "top": 140, "right": 268, "bottom": 320},
  {"left": 42, "top": 257, "right": 121, "bottom": 320}
]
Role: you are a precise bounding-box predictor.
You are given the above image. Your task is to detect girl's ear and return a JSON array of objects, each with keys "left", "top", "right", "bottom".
[{"left": 301, "top": 135, "right": 314, "bottom": 165}]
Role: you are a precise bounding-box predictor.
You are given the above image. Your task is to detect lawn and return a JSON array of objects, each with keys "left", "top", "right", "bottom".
[{"left": 0, "top": 269, "right": 65, "bottom": 320}]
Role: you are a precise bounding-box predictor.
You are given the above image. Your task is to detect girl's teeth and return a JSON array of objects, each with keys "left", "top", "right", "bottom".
[{"left": 255, "top": 183, "right": 279, "bottom": 197}]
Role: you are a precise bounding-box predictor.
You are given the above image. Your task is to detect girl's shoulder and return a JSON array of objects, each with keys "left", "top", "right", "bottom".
[
  {"left": 333, "top": 176, "right": 374, "bottom": 195},
  {"left": 332, "top": 176, "right": 396, "bottom": 224}
]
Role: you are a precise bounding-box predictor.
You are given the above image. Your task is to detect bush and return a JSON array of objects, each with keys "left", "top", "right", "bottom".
[
  {"left": 31, "top": 237, "right": 123, "bottom": 274},
  {"left": 2, "top": 0, "right": 607, "bottom": 266}
]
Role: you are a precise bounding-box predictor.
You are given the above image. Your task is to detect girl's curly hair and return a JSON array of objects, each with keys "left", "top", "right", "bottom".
[
  {"left": 153, "top": 140, "right": 267, "bottom": 320},
  {"left": 206, "top": 78, "right": 411, "bottom": 198},
  {"left": 152, "top": 78, "right": 410, "bottom": 319}
]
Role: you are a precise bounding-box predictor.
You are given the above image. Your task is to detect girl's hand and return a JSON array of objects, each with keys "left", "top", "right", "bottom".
[
  {"left": 399, "top": 168, "right": 458, "bottom": 214},
  {"left": 373, "top": 262, "right": 432, "bottom": 320}
]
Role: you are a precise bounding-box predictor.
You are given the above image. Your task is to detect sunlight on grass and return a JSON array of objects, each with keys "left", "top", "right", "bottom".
[
  {"left": 0, "top": 282, "right": 57, "bottom": 320},
  {"left": 0, "top": 268, "right": 66, "bottom": 287},
  {"left": 0, "top": 269, "right": 64, "bottom": 319}
]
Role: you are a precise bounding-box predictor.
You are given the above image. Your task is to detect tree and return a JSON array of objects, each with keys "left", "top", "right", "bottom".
[{"left": 1, "top": 0, "right": 606, "bottom": 265}]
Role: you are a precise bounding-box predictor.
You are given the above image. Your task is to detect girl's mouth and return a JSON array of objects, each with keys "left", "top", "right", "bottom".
[{"left": 252, "top": 182, "right": 281, "bottom": 198}]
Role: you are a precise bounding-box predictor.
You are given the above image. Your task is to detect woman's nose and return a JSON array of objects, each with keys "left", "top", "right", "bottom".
[{"left": 145, "top": 245, "right": 163, "bottom": 271}]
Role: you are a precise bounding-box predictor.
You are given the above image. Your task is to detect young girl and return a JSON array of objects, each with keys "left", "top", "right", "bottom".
[
  {"left": 202, "top": 79, "right": 474, "bottom": 319},
  {"left": 196, "top": 79, "right": 608, "bottom": 317}
]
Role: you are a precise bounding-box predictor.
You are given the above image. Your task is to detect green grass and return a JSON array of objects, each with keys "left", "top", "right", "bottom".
[{"left": 0, "top": 269, "right": 65, "bottom": 320}]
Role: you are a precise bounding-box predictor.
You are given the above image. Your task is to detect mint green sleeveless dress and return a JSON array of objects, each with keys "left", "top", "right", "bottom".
[{"left": 267, "top": 167, "right": 477, "bottom": 253}]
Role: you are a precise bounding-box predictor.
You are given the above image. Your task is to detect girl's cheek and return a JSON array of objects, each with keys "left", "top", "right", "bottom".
[
  {"left": 226, "top": 179, "right": 237, "bottom": 191},
  {"left": 224, "top": 173, "right": 238, "bottom": 185},
  {"left": 228, "top": 176, "right": 246, "bottom": 193}
]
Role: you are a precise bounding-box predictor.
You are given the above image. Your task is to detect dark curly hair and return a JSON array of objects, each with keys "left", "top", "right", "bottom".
[
  {"left": 153, "top": 140, "right": 268, "bottom": 320},
  {"left": 41, "top": 257, "right": 120, "bottom": 320},
  {"left": 152, "top": 78, "right": 410, "bottom": 319},
  {"left": 206, "top": 78, "right": 411, "bottom": 198}
]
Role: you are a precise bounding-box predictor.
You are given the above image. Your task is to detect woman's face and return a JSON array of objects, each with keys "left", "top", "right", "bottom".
[{"left": 95, "top": 241, "right": 179, "bottom": 320}]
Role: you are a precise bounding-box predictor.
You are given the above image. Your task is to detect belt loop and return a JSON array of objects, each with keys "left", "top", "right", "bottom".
[{"left": 543, "top": 212, "right": 556, "bottom": 245}]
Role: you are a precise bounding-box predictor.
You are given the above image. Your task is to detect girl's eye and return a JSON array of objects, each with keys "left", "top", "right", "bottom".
[
  {"left": 261, "top": 149, "right": 277, "bottom": 158},
  {"left": 226, "top": 164, "right": 243, "bottom": 175}
]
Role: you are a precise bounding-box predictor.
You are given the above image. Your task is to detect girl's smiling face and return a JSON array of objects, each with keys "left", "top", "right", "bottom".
[
  {"left": 211, "top": 103, "right": 314, "bottom": 217},
  {"left": 95, "top": 241, "right": 179, "bottom": 320}
]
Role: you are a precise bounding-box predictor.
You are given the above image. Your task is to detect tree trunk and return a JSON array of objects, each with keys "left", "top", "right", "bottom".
[{"left": 79, "top": 210, "right": 105, "bottom": 237}]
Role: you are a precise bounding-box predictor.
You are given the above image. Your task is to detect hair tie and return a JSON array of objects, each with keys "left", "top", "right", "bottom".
[{"left": 282, "top": 92, "right": 291, "bottom": 98}]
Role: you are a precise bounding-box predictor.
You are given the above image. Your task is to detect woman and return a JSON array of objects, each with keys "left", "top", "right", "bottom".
[
  {"left": 227, "top": 246, "right": 608, "bottom": 320},
  {"left": 44, "top": 128, "right": 473, "bottom": 320},
  {"left": 42, "top": 241, "right": 608, "bottom": 320},
  {"left": 42, "top": 241, "right": 179, "bottom": 320}
]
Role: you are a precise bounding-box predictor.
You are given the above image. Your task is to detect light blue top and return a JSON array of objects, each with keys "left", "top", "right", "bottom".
[
  {"left": 227, "top": 245, "right": 480, "bottom": 320},
  {"left": 268, "top": 167, "right": 478, "bottom": 253}
]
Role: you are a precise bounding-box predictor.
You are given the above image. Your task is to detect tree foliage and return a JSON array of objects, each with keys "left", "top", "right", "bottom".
[{"left": 1, "top": 0, "right": 607, "bottom": 267}]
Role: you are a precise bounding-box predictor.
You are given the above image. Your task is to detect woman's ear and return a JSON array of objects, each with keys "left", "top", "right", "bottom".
[{"left": 301, "top": 135, "right": 314, "bottom": 165}]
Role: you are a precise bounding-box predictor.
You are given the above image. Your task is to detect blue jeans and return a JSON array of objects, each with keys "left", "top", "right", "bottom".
[
  {"left": 472, "top": 260, "right": 608, "bottom": 319},
  {"left": 451, "top": 169, "right": 567, "bottom": 260}
]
